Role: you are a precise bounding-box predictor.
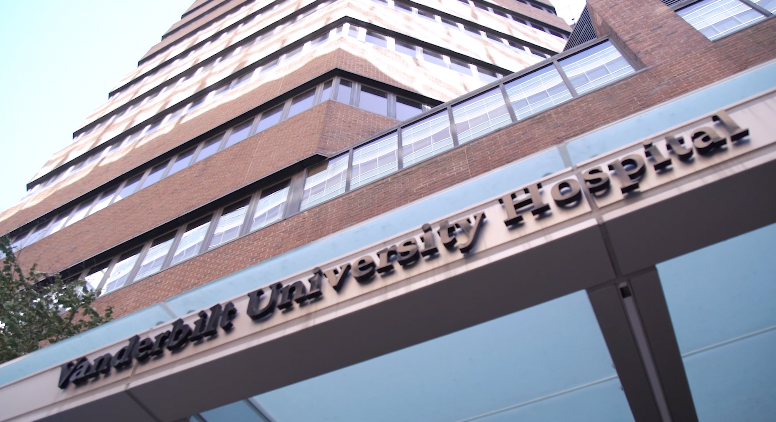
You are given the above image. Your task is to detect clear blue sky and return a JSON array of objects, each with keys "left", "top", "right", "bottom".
[
  {"left": 0, "top": 0, "right": 192, "bottom": 215},
  {"left": 0, "top": 0, "right": 584, "bottom": 218}
]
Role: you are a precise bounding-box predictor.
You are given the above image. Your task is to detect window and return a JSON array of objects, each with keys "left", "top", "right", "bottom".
[
  {"left": 287, "top": 89, "right": 316, "bottom": 118},
  {"left": 394, "top": 2, "right": 412, "bottom": 12},
  {"left": 677, "top": 0, "right": 766, "bottom": 40},
  {"left": 359, "top": 86, "right": 389, "bottom": 116},
  {"left": 365, "top": 31, "right": 388, "bottom": 48},
  {"left": 232, "top": 72, "right": 253, "bottom": 89},
  {"left": 113, "top": 174, "right": 143, "bottom": 203},
  {"left": 474, "top": 3, "right": 490, "bottom": 11},
  {"left": 505, "top": 65, "right": 572, "bottom": 120},
  {"left": 530, "top": 23, "right": 545, "bottom": 32},
  {"left": 310, "top": 33, "right": 329, "bottom": 47},
  {"left": 251, "top": 185, "right": 290, "bottom": 231},
  {"left": 417, "top": 9, "right": 436, "bottom": 21},
  {"left": 396, "top": 97, "right": 423, "bottom": 120},
  {"left": 449, "top": 58, "right": 473, "bottom": 76},
  {"left": 256, "top": 104, "right": 283, "bottom": 132},
  {"left": 559, "top": 41, "right": 635, "bottom": 95},
  {"left": 477, "top": 66, "right": 499, "bottom": 83},
  {"left": 486, "top": 33, "right": 504, "bottom": 44},
  {"left": 196, "top": 135, "right": 224, "bottom": 163},
  {"left": 401, "top": 112, "right": 453, "bottom": 167},
  {"left": 135, "top": 233, "right": 176, "bottom": 281},
  {"left": 88, "top": 187, "right": 118, "bottom": 216},
  {"left": 209, "top": 199, "right": 250, "bottom": 249},
  {"left": 492, "top": 9, "right": 508, "bottom": 18},
  {"left": 102, "top": 249, "right": 142, "bottom": 294},
  {"left": 45, "top": 212, "right": 71, "bottom": 237},
  {"left": 260, "top": 58, "right": 279, "bottom": 74},
  {"left": 452, "top": 88, "right": 511, "bottom": 144},
  {"left": 187, "top": 96, "right": 207, "bottom": 114},
  {"left": 347, "top": 25, "right": 360, "bottom": 38},
  {"left": 549, "top": 30, "right": 564, "bottom": 38},
  {"left": 320, "top": 80, "right": 333, "bottom": 102},
  {"left": 351, "top": 132, "right": 398, "bottom": 189},
  {"left": 441, "top": 17, "right": 459, "bottom": 29},
  {"left": 10, "top": 233, "right": 28, "bottom": 252},
  {"left": 144, "top": 120, "right": 162, "bottom": 136},
  {"left": 84, "top": 262, "right": 110, "bottom": 291},
  {"left": 139, "top": 162, "right": 168, "bottom": 190},
  {"left": 752, "top": 0, "right": 776, "bottom": 13},
  {"left": 463, "top": 25, "right": 481, "bottom": 36},
  {"left": 22, "top": 223, "right": 49, "bottom": 248},
  {"left": 224, "top": 119, "right": 254, "bottom": 148},
  {"left": 284, "top": 45, "right": 304, "bottom": 61},
  {"left": 529, "top": 48, "right": 546, "bottom": 58},
  {"left": 167, "top": 148, "right": 196, "bottom": 177},
  {"left": 336, "top": 79, "right": 353, "bottom": 104},
  {"left": 170, "top": 218, "right": 212, "bottom": 265},
  {"left": 394, "top": 40, "right": 417, "bottom": 58},
  {"left": 65, "top": 200, "right": 95, "bottom": 228},
  {"left": 422, "top": 50, "right": 447, "bottom": 68},
  {"left": 300, "top": 154, "right": 349, "bottom": 210}
]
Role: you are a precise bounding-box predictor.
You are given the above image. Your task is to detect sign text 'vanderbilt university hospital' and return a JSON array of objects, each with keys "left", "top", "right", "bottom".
[{"left": 57, "top": 110, "right": 749, "bottom": 390}]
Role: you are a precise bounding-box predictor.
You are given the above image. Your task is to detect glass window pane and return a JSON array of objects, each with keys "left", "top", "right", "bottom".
[
  {"left": 752, "top": 0, "right": 776, "bottom": 13},
  {"left": 224, "top": 119, "right": 254, "bottom": 148},
  {"left": 88, "top": 187, "right": 118, "bottom": 216},
  {"left": 505, "top": 65, "right": 572, "bottom": 120},
  {"left": 657, "top": 223, "right": 776, "bottom": 421},
  {"left": 287, "top": 89, "right": 316, "bottom": 119},
  {"left": 417, "top": 9, "right": 436, "bottom": 21},
  {"left": 84, "top": 262, "right": 110, "bottom": 291},
  {"left": 449, "top": 58, "right": 472, "bottom": 76},
  {"left": 440, "top": 17, "right": 459, "bottom": 29},
  {"left": 256, "top": 105, "right": 283, "bottom": 133},
  {"left": 232, "top": 72, "right": 252, "bottom": 89},
  {"left": 251, "top": 185, "right": 290, "bottom": 231},
  {"left": 394, "top": 2, "right": 412, "bottom": 12},
  {"left": 196, "top": 135, "right": 225, "bottom": 163},
  {"left": 135, "top": 235, "right": 175, "bottom": 281},
  {"left": 170, "top": 219, "right": 212, "bottom": 266},
  {"left": 396, "top": 97, "right": 422, "bottom": 121},
  {"left": 45, "top": 211, "right": 71, "bottom": 237},
  {"left": 113, "top": 174, "right": 142, "bottom": 203},
  {"left": 559, "top": 41, "right": 635, "bottom": 95},
  {"left": 351, "top": 132, "right": 398, "bottom": 189},
  {"left": 678, "top": 0, "right": 765, "bottom": 40},
  {"left": 22, "top": 223, "right": 49, "bottom": 248},
  {"left": 102, "top": 251, "right": 141, "bottom": 294},
  {"left": 358, "top": 86, "right": 388, "bottom": 116},
  {"left": 347, "top": 25, "right": 359, "bottom": 38},
  {"left": 10, "top": 232, "right": 28, "bottom": 252},
  {"left": 477, "top": 66, "right": 498, "bottom": 83},
  {"left": 394, "top": 40, "right": 416, "bottom": 58},
  {"left": 65, "top": 199, "right": 95, "bottom": 228},
  {"left": 300, "top": 154, "right": 349, "bottom": 210},
  {"left": 336, "top": 79, "right": 353, "bottom": 104},
  {"left": 310, "top": 33, "right": 329, "bottom": 47},
  {"left": 167, "top": 148, "right": 196, "bottom": 177},
  {"left": 452, "top": 88, "right": 511, "bottom": 144},
  {"left": 422, "top": 50, "right": 447, "bottom": 67},
  {"left": 187, "top": 96, "right": 207, "bottom": 114},
  {"left": 320, "top": 80, "right": 333, "bottom": 102},
  {"left": 401, "top": 111, "right": 453, "bottom": 167},
  {"left": 209, "top": 200, "right": 250, "bottom": 249},
  {"left": 251, "top": 291, "right": 633, "bottom": 422},
  {"left": 260, "top": 58, "right": 279, "bottom": 74},
  {"left": 365, "top": 31, "right": 387, "bottom": 48},
  {"left": 140, "top": 162, "right": 168, "bottom": 190}
]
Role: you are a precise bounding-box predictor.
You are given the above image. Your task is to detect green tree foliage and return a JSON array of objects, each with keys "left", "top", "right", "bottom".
[{"left": 0, "top": 238, "right": 112, "bottom": 364}]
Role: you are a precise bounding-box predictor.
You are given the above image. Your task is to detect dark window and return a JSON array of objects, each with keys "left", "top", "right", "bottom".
[
  {"left": 463, "top": 25, "right": 481, "bottom": 36},
  {"left": 394, "top": 2, "right": 412, "bottom": 12},
  {"left": 492, "top": 9, "right": 508, "bottom": 18},
  {"left": 440, "top": 17, "right": 459, "bottom": 29},
  {"left": 422, "top": 50, "right": 447, "bottom": 67},
  {"left": 396, "top": 97, "right": 423, "bottom": 120},
  {"left": 336, "top": 79, "right": 353, "bottom": 104},
  {"left": 478, "top": 66, "right": 499, "bottom": 82},
  {"left": 417, "top": 9, "right": 436, "bottom": 21},
  {"left": 449, "top": 58, "right": 473, "bottom": 76},
  {"left": 320, "top": 80, "right": 333, "bottom": 102},
  {"left": 359, "top": 86, "right": 388, "bottom": 116}
]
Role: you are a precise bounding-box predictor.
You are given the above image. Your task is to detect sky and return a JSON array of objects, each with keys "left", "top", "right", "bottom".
[{"left": 0, "top": 0, "right": 586, "bottom": 217}]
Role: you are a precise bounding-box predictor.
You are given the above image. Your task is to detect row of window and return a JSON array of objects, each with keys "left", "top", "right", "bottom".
[
  {"left": 39, "top": 40, "right": 635, "bottom": 298},
  {"left": 371, "top": 0, "right": 555, "bottom": 59},
  {"left": 33, "top": 20, "right": 507, "bottom": 196},
  {"left": 346, "top": 24, "right": 507, "bottom": 82},
  {"left": 456, "top": 0, "right": 564, "bottom": 37},
  {"left": 677, "top": 0, "right": 775, "bottom": 40},
  {"left": 10, "top": 78, "right": 433, "bottom": 254}
]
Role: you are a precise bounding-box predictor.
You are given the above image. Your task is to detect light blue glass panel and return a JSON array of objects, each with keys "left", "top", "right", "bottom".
[
  {"left": 102, "top": 252, "right": 140, "bottom": 294},
  {"left": 300, "top": 154, "right": 348, "bottom": 210},
  {"left": 251, "top": 187, "right": 289, "bottom": 231},
  {"left": 254, "top": 291, "right": 632, "bottom": 422},
  {"left": 135, "top": 236, "right": 175, "bottom": 281},
  {"left": 351, "top": 132, "right": 398, "bottom": 189},
  {"left": 505, "top": 65, "right": 572, "bottom": 120},
  {"left": 752, "top": 0, "right": 776, "bottom": 13},
  {"left": 401, "top": 112, "right": 453, "bottom": 167},
  {"left": 559, "top": 41, "right": 634, "bottom": 95},
  {"left": 677, "top": 0, "right": 765, "bottom": 40},
  {"left": 452, "top": 88, "right": 511, "bottom": 144},
  {"left": 656, "top": 222, "right": 776, "bottom": 420},
  {"left": 201, "top": 401, "right": 268, "bottom": 422}
]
